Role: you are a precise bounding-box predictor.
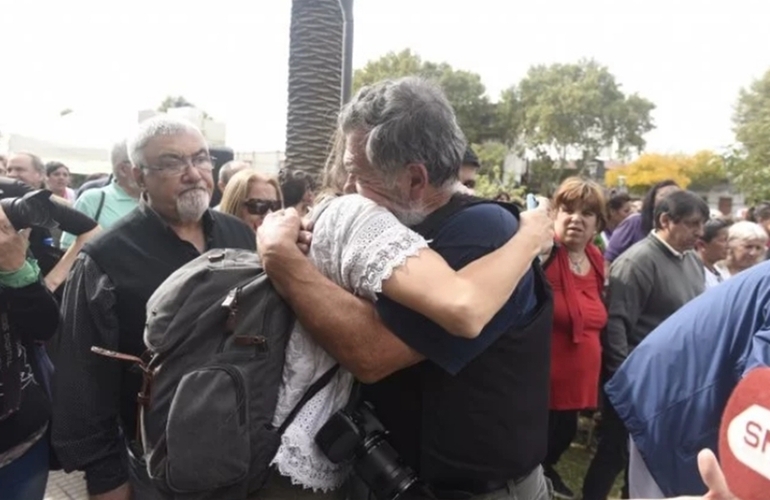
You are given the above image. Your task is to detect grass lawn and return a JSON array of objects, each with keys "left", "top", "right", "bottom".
[{"left": 551, "top": 415, "right": 625, "bottom": 499}]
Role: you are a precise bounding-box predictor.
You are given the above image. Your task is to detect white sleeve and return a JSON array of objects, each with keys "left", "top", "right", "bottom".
[{"left": 308, "top": 194, "right": 428, "bottom": 302}]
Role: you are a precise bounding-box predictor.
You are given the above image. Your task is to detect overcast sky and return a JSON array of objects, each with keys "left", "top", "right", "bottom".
[{"left": 1, "top": 0, "right": 768, "bottom": 156}]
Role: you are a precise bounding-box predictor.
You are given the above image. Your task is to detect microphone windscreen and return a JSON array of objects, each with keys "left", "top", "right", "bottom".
[{"left": 718, "top": 366, "right": 770, "bottom": 500}]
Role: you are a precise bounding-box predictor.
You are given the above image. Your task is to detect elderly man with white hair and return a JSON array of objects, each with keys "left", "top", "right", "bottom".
[
  {"left": 59, "top": 140, "right": 142, "bottom": 250},
  {"left": 51, "top": 116, "right": 256, "bottom": 500}
]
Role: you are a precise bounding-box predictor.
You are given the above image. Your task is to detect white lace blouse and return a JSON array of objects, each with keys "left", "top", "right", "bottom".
[{"left": 270, "top": 194, "right": 428, "bottom": 492}]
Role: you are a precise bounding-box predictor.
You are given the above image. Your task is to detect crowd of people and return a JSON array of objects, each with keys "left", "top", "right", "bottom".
[{"left": 0, "top": 76, "right": 764, "bottom": 500}]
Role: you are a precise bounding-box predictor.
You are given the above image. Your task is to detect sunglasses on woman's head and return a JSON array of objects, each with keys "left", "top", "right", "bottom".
[{"left": 243, "top": 199, "right": 282, "bottom": 215}]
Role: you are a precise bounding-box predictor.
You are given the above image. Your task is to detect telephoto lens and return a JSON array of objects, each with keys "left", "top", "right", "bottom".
[
  {"left": 316, "top": 402, "right": 421, "bottom": 500},
  {"left": 353, "top": 433, "right": 419, "bottom": 500},
  {"left": 0, "top": 190, "right": 57, "bottom": 230}
]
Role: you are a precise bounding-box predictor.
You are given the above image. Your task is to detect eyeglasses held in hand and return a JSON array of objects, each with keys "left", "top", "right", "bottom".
[{"left": 243, "top": 199, "right": 282, "bottom": 216}]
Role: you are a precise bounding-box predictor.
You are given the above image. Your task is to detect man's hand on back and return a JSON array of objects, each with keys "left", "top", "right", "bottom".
[
  {"left": 257, "top": 208, "right": 313, "bottom": 263},
  {"left": 518, "top": 207, "right": 555, "bottom": 256}
]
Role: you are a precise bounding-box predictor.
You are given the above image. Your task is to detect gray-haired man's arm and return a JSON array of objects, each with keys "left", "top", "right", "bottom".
[{"left": 257, "top": 209, "right": 424, "bottom": 383}]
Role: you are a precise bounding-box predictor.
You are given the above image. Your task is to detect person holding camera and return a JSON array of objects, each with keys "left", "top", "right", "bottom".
[
  {"left": 0, "top": 204, "right": 61, "bottom": 500},
  {"left": 257, "top": 77, "right": 555, "bottom": 500},
  {"left": 0, "top": 176, "right": 101, "bottom": 296}
]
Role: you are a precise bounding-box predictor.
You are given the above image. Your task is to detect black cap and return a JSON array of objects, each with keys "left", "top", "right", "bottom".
[{"left": 462, "top": 147, "right": 480, "bottom": 168}]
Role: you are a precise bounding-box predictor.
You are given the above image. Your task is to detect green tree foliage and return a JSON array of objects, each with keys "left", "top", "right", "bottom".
[
  {"left": 517, "top": 59, "right": 655, "bottom": 169},
  {"left": 470, "top": 142, "right": 525, "bottom": 201},
  {"left": 683, "top": 150, "right": 727, "bottom": 191},
  {"left": 353, "top": 52, "right": 656, "bottom": 194},
  {"left": 730, "top": 68, "right": 770, "bottom": 203},
  {"left": 473, "top": 141, "right": 508, "bottom": 177},
  {"left": 495, "top": 87, "right": 522, "bottom": 148}
]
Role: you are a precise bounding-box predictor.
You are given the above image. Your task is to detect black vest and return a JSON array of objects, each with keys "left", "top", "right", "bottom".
[
  {"left": 363, "top": 195, "right": 554, "bottom": 484},
  {"left": 81, "top": 205, "right": 256, "bottom": 434}
]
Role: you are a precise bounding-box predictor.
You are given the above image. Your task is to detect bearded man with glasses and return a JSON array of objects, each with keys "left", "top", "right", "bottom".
[{"left": 51, "top": 116, "right": 256, "bottom": 500}]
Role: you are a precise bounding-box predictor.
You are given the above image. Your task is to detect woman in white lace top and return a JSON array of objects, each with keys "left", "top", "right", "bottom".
[{"left": 270, "top": 190, "right": 551, "bottom": 493}]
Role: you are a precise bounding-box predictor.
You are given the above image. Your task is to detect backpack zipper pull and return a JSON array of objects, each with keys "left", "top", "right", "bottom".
[
  {"left": 222, "top": 288, "right": 238, "bottom": 310},
  {"left": 223, "top": 288, "right": 240, "bottom": 332}
]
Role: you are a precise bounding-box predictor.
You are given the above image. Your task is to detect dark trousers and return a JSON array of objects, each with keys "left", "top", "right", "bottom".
[
  {"left": 345, "top": 466, "right": 551, "bottom": 500},
  {"left": 545, "top": 410, "right": 579, "bottom": 467},
  {"left": 581, "top": 394, "right": 629, "bottom": 500},
  {"left": 0, "top": 437, "right": 49, "bottom": 500}
]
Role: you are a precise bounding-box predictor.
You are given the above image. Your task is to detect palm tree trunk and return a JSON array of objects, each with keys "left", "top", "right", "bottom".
[{"left": 285, "top": 0, "right": 344, "bottom": 180}]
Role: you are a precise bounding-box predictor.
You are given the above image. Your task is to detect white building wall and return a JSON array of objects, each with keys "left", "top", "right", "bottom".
[{"left": 235, "top": 151, "right": 285, "bottom": 176}]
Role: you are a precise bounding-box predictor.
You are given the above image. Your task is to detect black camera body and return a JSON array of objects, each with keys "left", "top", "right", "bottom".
[
  {"left": 0, "top": 178, "right": 57, "bottom": 230},
  {"left": 315, "top": 402, "right": 419, "bottom": 500}
]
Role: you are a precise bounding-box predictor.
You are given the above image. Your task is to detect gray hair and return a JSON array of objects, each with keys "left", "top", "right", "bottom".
[
  {"left": 728, "top": 221, "right": 769, "bottom": 244},
  {"left": 110, "top": 139, "right": 130, "bottom": 173},
  {"left": 219, "top": 160, "right": 252, "bottom": 186},
  {"left": 12, "top": 152, "right": 45, "bottom": 175},
  {"left": 126, "top": 115, "right": 203, "bottom": 167},
  {"left": 338, "top": 76, "right": 466, "bottom": 188}
]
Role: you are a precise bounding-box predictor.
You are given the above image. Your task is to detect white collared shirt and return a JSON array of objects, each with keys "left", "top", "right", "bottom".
[{"left": 651, "top": 230, "right": 684, "bottom": 259}]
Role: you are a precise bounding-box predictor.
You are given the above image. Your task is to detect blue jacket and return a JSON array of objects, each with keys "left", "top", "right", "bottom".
[{"left": 605, "top": 261, "right": 770, "bottom": 496}]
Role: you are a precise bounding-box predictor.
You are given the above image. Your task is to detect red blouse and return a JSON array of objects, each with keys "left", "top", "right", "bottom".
[{"left": 544, "top": 244, "right": 608, "bottom": 410}]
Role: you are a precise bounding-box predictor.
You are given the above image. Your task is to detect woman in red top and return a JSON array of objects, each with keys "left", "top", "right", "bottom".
[{"left": 542, "top": 177, "right": 608, "bottom": 499}]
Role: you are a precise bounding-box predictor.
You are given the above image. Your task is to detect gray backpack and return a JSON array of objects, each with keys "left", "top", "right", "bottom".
[{"left": 100, "top": 248, "right": 338, "bottom": 499}]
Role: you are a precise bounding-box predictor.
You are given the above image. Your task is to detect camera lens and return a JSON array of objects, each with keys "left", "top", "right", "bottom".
[
  {"left": 354, "top": 433, "right": 418, "bottom": 500},
  {"left": 0, "top": 190, "right": 56, "bottom": 230}
]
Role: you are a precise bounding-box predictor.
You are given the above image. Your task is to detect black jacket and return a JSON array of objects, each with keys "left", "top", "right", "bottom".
[{"left": 0, "top": 278, "right": 60, "bottom": 453}]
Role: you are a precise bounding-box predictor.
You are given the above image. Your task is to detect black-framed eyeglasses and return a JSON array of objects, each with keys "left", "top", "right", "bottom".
[
  {"left": 143, "top": 153, "right": 216, "bottom": 177},
  {"left": 243, "top": 199, "right": 282, "bottom": 216}
]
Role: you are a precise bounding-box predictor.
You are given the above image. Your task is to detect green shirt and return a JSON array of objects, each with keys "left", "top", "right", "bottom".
[{"left": 60, "top": 182, "right": 139, "bottom": 250}]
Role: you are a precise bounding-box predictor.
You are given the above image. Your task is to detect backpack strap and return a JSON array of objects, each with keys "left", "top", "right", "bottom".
[
  {"left": 411, "top": 193, "right": 522, "bottom": 241},
  {"left": 93, "top": 191, "right": 107, "bottom": 224},
  {"left": 277, "top": 363, "right": 341, "bottom": 435}
]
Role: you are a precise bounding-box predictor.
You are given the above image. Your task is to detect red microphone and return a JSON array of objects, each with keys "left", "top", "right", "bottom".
[{"left": 718, "top": 366, "right": 770, "bottom": 500}]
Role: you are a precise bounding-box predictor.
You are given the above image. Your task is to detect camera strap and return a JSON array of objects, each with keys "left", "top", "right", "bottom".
[
  {"left": 345, "top": 379, "right": 363, "bottom": 412},
  {"left": 277, "top": 363, "right": 341, "bottom": 435}
]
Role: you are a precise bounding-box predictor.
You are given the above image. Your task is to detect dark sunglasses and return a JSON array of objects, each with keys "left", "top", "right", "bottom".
[{"left": 243, "top": 199, "right": 282, "bottom": 215}]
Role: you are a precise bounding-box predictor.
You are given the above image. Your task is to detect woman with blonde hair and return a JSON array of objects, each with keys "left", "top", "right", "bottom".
[{"left": 219, "top": 169, "right": 283, "bottom": 232}]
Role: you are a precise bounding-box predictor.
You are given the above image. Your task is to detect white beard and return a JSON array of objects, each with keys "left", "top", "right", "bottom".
[
  {"left": 391, "top": 200, "right": 428, "bottom": 227},
  {"left": 177, "top": 188, "right": 210, "bottom": 222}
]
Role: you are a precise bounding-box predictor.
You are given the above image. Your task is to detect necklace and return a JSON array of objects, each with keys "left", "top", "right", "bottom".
[{"left": 568, "top": 251, "right": 587, "bottom": 273}]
